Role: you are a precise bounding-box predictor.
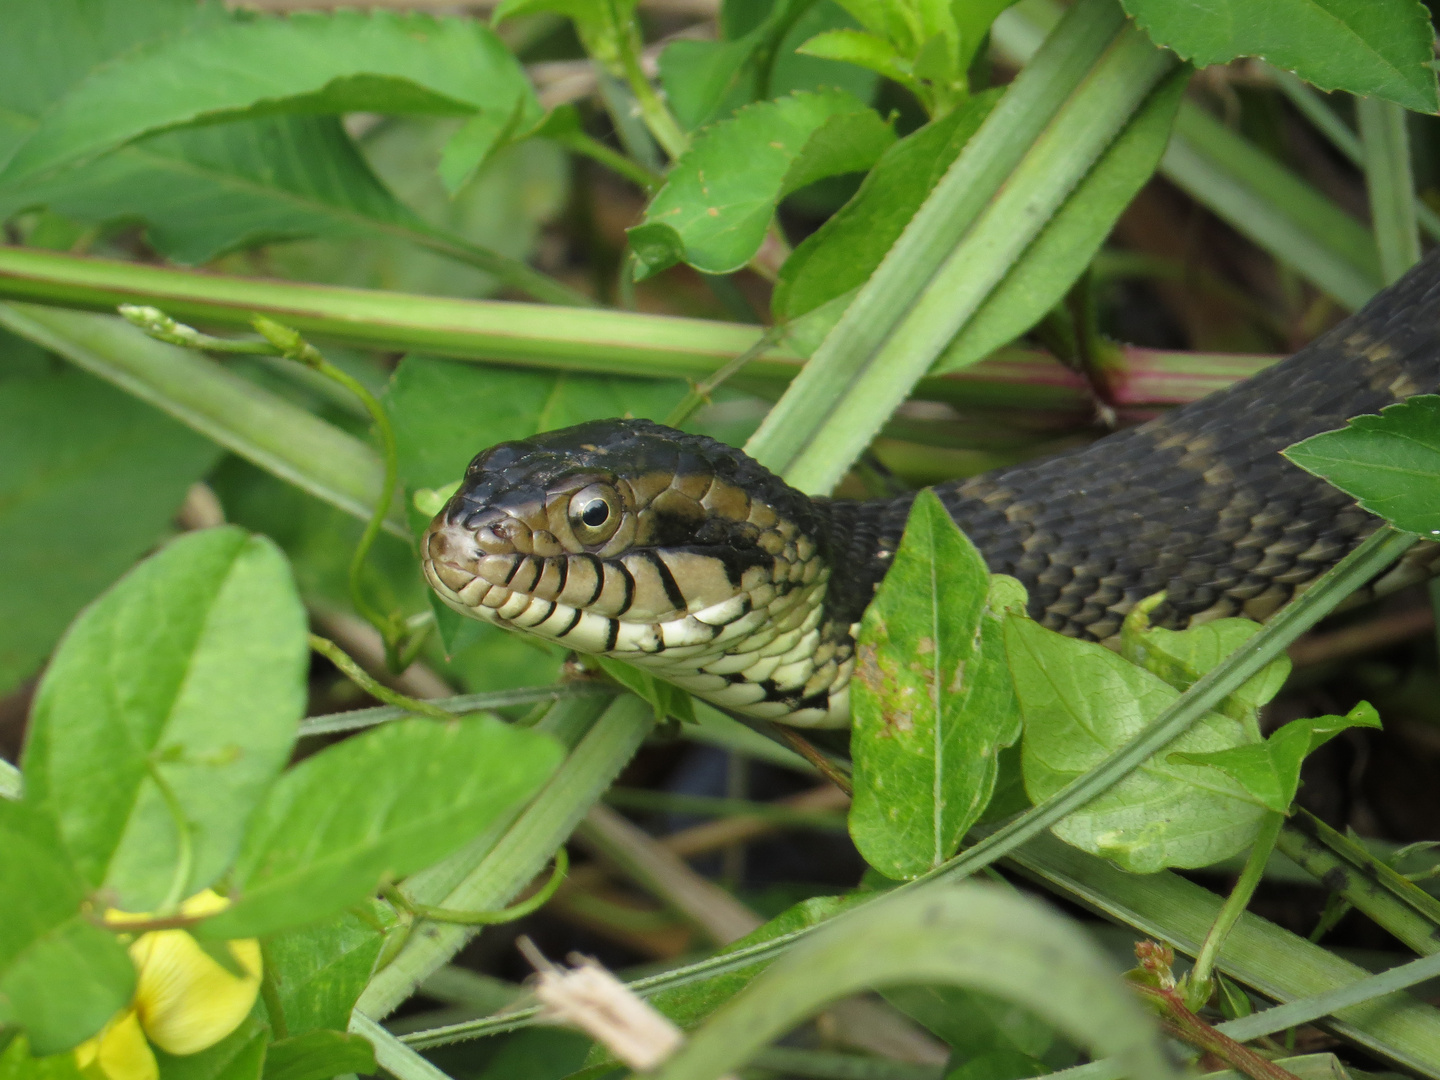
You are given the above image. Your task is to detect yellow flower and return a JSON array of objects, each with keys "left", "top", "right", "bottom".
[{"left": 75, "top": 891, "right": 262, "bottom": 1080}]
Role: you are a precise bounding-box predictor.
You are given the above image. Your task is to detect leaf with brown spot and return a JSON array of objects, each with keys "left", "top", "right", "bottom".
[{"left": 849, "top": 491, "right": 1025, "bottom": 880}]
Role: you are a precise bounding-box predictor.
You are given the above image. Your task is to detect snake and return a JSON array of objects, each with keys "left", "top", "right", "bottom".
[{"left": 423, "top": 252, "right": 1440, "bottom": 728}]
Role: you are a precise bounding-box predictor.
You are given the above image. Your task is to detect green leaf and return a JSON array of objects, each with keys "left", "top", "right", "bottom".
[
  {"left": 199, "top": 717, "right": 563, "bottom": 939},
  {"left": 849, "top": 491, "right": 1025, "bottom": 880},
  {"left": 932, "top": 66, "right": 1188, "bottom": 374},
  {"left": 261, "top": 1031, "right": 375, "bottom": 1080},
  {"left": 797, "top": 29, "right": 914, "bottom": 86},
  {"left": 155, "top": 1014, "right": 269, "bottom": 1080},
  {"left": 628, "top": 90, "right": 894, "bottom": 279},
  {"left": 772, "top": 91, "right": 1000, "bottom": 322},
  {"left": 0, "top": 366, "right": 218, "bottom": 696},
  {"left": 648, "top": 884, "right": 1175, "bottom": 1080},
  {"left": 262, "top": 904, "right": 395, "bottom": 1036},
  {"left": 1119, "top": 606, "right": 1290, "bottom": 726},
  {"left": 1170, "top": 702, "right": 1382, "bottom": 812},
  {"left": 438, "top": 97, "right": 529, "bottom": 195},
  {"left": 23, "top": 527, "right": 309, "bottom": 911},
  {"left": 882, "top": 985, "right": 1072, "bottom": 1068},
  {"left": 0, "top": 802, "right": 135, "bottom": 1055},
  {"left": 1009, "top": 616, "right": 1268, "bottom": 873},
  {"left": 0, "top": 8, "right": 540, "bottom": 185},
  {"left": 594, "top": 658, "right": 696, "bottom": 725},
  {"left": 1284, "top": 394, "right": 1440, "bottom": 536},
  {"left": 1121, "top": 0, "right": 1438, "bottom": 114},
  {"left": 0, "top": 1035, "right": 87, "bottom": 1080}
]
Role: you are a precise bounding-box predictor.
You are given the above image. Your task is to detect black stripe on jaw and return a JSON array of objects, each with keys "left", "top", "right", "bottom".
[
  {"left": 645, "top": 551, "right": 688, "bottom": 612},
  {"left": 556, "top": 607, "right": 583, "bottom": 638},
  {"left": 580, "top": 553, "right": 604, "bottom": 606},
  {"left": 614, "top": 561, "right": 635, "bottom": 616}
]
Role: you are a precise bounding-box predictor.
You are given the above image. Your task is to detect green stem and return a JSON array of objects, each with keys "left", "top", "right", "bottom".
[
  {"left": 259, "top": 942, "right": 290, "bottom": 1041},
  {"left": 146, "top": 756, "right": 195, "bottom": 914},
  {"left": 308, "top": 634, "right": 454, "bottom": 722},
  {"left": 551, "top": 128, "right": 661, "bottom": 191},
  {"left": 663, "top": 328, "right": 781, "bottom": 428},
  {"left": 617, "top": 32, "right": 688, "bottom": 159},
  {"left": 1185, "top": 810, "right": 1285, "bottom": 1010},
  {"left": 389, "top": 849, "right": 568, "bottom": 926},
  {"left": 1359, "top": 96, "right": 1422, "bottom": 286}
]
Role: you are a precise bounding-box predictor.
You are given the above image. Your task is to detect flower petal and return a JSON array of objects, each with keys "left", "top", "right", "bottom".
[{"left": 131, "top": 929, "right": 261, "bottom": 1055}]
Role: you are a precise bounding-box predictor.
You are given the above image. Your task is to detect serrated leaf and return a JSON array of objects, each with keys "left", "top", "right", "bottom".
[
  {"left": 1284, "top": 395, "right": 1440, "bottom": 536},
  {"left": 797, "top": 29, "right": 914, "bottom": 85},
  {"left": 933, "top": 67, "right": 1188, "bottom": 373},
  {"left": 773, "top": 91, "right": 999, "bottom": 321},
  {"left": 0, "top": 8, "right": 540, "bottom": 186},
  {"left": 1171, "top": 702, "right": 1381, "bottom": 812},
  {"left": 1010, "top": 617, "right": 1267, "bottom": 873},
  {"left": 0, "top": 367, "right": 219, "bottom": 696},
  {"left": 261, "top": 1031, "right": 374, "bottom": 1080},
  {"left": 0, "top": 802, "right": 136, "bottom": 1055},
  {"left": 198, "top": 718, "right": 563, "bottom": 939},
  {"left": 849, "top": 491, "right": 1026, "bottom": 880},
  {"left": 628, "top": 90, "right": 894, "bottom": 278},
  {"left": 1121, "top": 0, "right": 1438, "bottom": 114},
  {"left": 23, "top": 527, "right": 309, "bottom": 911}
]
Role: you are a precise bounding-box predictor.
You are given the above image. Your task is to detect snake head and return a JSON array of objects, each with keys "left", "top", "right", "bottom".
[{"left": 422, "top": 419, "right": 850, "bottom": 726}]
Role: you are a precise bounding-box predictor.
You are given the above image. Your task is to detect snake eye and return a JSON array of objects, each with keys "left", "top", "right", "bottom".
[{"left": 568, "top": 483, "right": 623, "bottom": 544}]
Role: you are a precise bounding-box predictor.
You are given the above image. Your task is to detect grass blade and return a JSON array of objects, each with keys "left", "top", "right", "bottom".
[{"left": 1359, "top": 96, "right": 1423, "bottom": 285}]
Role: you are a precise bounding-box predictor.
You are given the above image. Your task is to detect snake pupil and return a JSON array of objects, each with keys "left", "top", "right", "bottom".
[{"left": 581, "top": 500, "right": 609, "bottom": 527}]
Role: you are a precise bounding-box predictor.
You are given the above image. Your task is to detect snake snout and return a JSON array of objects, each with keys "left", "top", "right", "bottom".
[{"left": 424, "top": 523, "right": 483, "bottom": 593}]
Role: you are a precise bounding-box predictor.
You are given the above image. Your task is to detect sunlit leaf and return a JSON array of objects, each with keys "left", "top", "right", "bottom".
[
  {"left": 1009, "top": 617, "right": 1267, "bottom": 873},
  {"left": 1122, "top": 0, "right": 1438, "bottom": 113},
  {"left": 261, "top": 1031, "right": 375, "bottom": 1080},
  {"left": 23, "top": 527, "right": 309, "bottom": 911},
  {"left": 1284, "top": 394, "right": 1440, "bottom": 537},
  {"left": 629, "top": 90, "right": 894, "bottom": 279},
  {"left": 199, "top": 717, "right": 563, "bottom": 939},
  {"left": 849, "top": 491, "right": 1025, "bottom": 880}
]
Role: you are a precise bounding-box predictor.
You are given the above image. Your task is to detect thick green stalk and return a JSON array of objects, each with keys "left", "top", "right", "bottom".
[
  {"left": 0, "top": 301, "right": 404, "bottom": 536},
  {"left": 1359, "top": 96, "right": 1422, "bottom": 285},
  {"left": 1276, "top": 810, "right": 1440, "bottom": 956},
  {"left": 990, "top": 0, "right": 1382, "bottom": 311},
  {"left": 350, "top": 1015, "right": 458, "bottom": 1080},
  {"left": 355, "top": 694, "right": 652, "bottom": 1018},
  {"left": 747, "top": 0, "right": 1176, "bottom": 490},
  {"left": 0, "top": 247, "right": 1276, "bottom": 409}
]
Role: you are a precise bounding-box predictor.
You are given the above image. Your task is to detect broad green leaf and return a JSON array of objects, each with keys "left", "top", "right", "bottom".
[
  {"left": 933, "top": 67, "right": 1188, "bottom": 374},
  {"left": 628, "top": 90, "right": 894, "bottom": 279},
  {"left": 594, "top": 657, "right": 696, "bottom": 725},
  {"left": 1284, "top": 395, "right": 1440, "bottom": 536},
  {"left": 262, "top": 904, "right": 395, "bottom": 1036},
  {"left": 0, "top": 802, "right": 135, "bottom": 1055},
  {"left": 1119, "top": 606, "right": 1290, "bottom": 727},
  {"left": 0, "top": 9, "right": 539, "bottom": 186},
  {"left": 773, "top": 91, "right": 999, "bottom": 321},
  {"left": 386, "top": 357, "right": 690, "bottom": 493},
  {"left": 23, "top": 527, "right": 309, "bottom": 910},
  {"left": 882, "top": 983, "right": 1074, "bottom": 1068},
  {"left": 946, "top": 1051, "right": 1050, "bottom": 1080},
  {"left": 261, "top": 1031, "right": 375, "bottom": 1080},
  {"left": 1009, "top": 617, "right": 1267, "bottom": 873},
  {"left": 1121, "top": 0, "right": 1438, "bottom": 114},
  {"left": 795, "top": 29, "right": 912, "bottom": 86},
  {"left": 155, "top": 1014, "right": 268, "bottom": 1080},
  {"left": 492, "top": 0, "right": 639, "bottom": 68},
  {"left": 1171, "top": 702, "right": 1381, "bottom": 812},
  {"left": 199, "top": 717, "right": 563, "bottom": 939},
  {"left": 0, "top": 367, "right": 218, "bottom": 696},
  {"left": 849, "top": 491, "right": 1025, "bottom": 880},
  {"left": 648, "top": 884, "right": 1175, "bottom": 1080}
]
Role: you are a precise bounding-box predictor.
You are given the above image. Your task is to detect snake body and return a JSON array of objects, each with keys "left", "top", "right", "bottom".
[{"left": 424, "top": 253, "right": 1440, "bottom": 727}]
